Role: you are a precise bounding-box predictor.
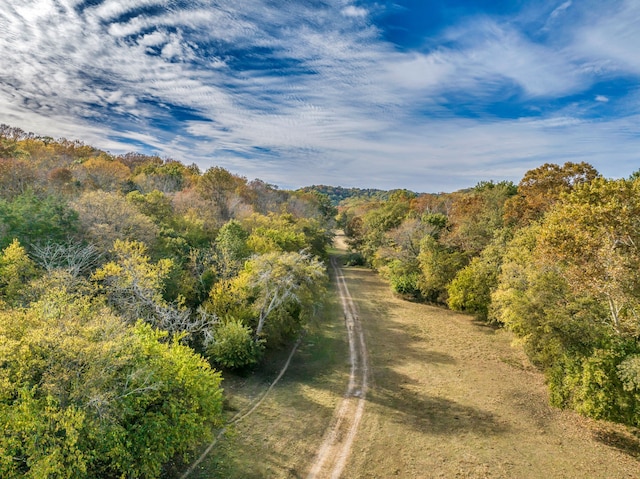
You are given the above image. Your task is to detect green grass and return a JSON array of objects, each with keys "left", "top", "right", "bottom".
[
  {"left": 174, "top": 250, "right": 640, "bottom": 478},
  {"left": 182, "top": 270, "right": 349, "bottom": 479}
]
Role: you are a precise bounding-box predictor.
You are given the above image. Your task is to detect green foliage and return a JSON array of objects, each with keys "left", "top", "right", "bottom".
[
  {"left": 93, "top": 239, "right": 174, "bottom": 324},
  {"left": 207, "top": 318, "right": 264, "bottom": 369},
  {"left": 417, "top": 235, "right": 468, "bottom": 303},
  {"left": 0, "top": 289, "right": 223, "bottom": 478},
  {"left": 343, "top": 252, "right": 365, "bottom": 266},
  {"left": 443, "top": 181, "right": 516, "bottom": 255},
  {"left": 547, "top": 341, "right": 640, "bottom": 427},
  {"left": 0, "top": 191, "right": 79, "bottom": 249},
  {"left": 91, "top": 240, "right": 217, "bottom": 343},
  {"left": 447, "top": 259, "right": 493, "bottom": 319},
  {"left": 447, "top": 232, "right": 508, "bottom": 321},
  {"left": 298, "top": 185, "right": 394, "bottom": 205},
  {"left": 247, "top": 218, "right": 307, "bottom": 254},
  {"left": 491, "top": 225, "right": 609, "bottom": 368},
  {"left": 421, "top": 212, "right": 448, "bottom": 232},
  {"left": 491, "top": 181, "right": 640, "bottom": 428},
  {"left": 0, "top": 390, "right": 87, "bottom": 479},
  {"left": 537, "top": 176, "right": 640, "bottom": 335},
  {"left": 386, "top": 263, "right": 422, "bottom": 297},
  {"left": 132, "top": 160, "right": 192, "bottom": 193},
  {"left": 207, "top": 251, "right": 327, "bottom": 349},
  {"left": 204, "top": 278, "right": 255, "bottom": 325},
  {"left": 126, "top": 189, "right": 174, "bottom": 225},
  {"left": 215, "top": 220, "right": 251, "bottom": 279},
  {"left": 0, "top": 239, "right": 39, "bottom": 307}
]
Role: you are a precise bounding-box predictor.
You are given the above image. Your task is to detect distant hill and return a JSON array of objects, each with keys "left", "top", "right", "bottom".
[{"left": 299, "top": 185, "right": 395, "bottom": 205}]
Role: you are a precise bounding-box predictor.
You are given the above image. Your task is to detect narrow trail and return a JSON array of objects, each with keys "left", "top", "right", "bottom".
[
  {"left": 307, "top": 256, "right": 369, "bottom": 479},
  {"left": 180, "top": 336, "right": 303, "bottom": 479}
]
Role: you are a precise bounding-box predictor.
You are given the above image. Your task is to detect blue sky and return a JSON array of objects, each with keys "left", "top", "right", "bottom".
[{"left": 1, "top": 0, "right": 639, "bottom": 191}]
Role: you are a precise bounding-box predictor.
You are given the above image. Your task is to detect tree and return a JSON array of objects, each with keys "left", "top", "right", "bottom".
[
  {"left": 504, "top": 162, "right": 600, "bottom": 227},
  {"left": 0, "top": 239, "right": 38, "bottom": 307},
  {"left": 247, "top": 221, "right": 307, "bottom": 254},
  {"left": 375, "top": 217, "right": 439, "bottom": 298},
  {"left": 74, "top": 156, "right": 130, "bottom": 191},
  {"left": 93, "top": 240, "right": 217, "bottom": 342},
  {"left": 239, "top": 251, "right": 327, "bottom": 342},
  {"left": 197, "top": 166, "right": 247, "bottom": 222},
  {"left": 0, "top": 158, "right": 39, "bottom": 200},
  {"left": 417, "top": 235, "right": 468, "bottom": 303},
  {"left": 132, "top": 160, "right": 196, "bottom": 193},
  {"left": 30, "top": 241, "right": 102, "bottom": 278},
  {"left": 490, "top": 224, "right": 608, "bottom": 367},
  {"left": 46, "top": 167, "right": 76, "bottom": 196},
  {"left": 215, "top": 219, "right": 251, "bottom": 279},
  {"left": 0, "top": 124, "right": 30, "bottom": 158},
  {"left": 537, "top": 177, "right": 640, "bottom": 336},
  {"left": 207, "top": 318, "right": 263, "bottom": 369},
  {"left": 447, "top": 230, "right": 510, "bottom": 321},
  {"left": 0, "top": 288, "right": 223, "bottom": 478},
  {"left": 71, "top": 191, "right": 158, "bottom": 252},
  {"left": 443, "top": 181, "right": 516, "bottom": 255},
  {"left": 0, "top": 191, "right": 79, "bottom": 249}
]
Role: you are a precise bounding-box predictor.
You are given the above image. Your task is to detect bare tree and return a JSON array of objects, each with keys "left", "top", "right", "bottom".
[{"left": 31, "top": 241, "right": 103, "bottom": 278}]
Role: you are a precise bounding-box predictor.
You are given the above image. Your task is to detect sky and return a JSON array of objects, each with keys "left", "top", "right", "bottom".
[{"left": 1, "top": 0, "right": 639, "bottom": 192}]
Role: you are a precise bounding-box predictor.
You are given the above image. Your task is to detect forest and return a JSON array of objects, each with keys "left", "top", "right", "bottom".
[
  {"left": 1, "top": 123, "right": 640, "bottom": 477},
  {"left": 0, "top": 125, "right": 334, "bottom": 478},
  {"left": 338, "top": 162, "right": 640, "bottom": 429}
]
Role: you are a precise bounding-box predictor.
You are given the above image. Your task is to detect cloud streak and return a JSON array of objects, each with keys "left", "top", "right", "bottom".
[{"left": 0, "top": 0, "right": 639, "bottom": 191}]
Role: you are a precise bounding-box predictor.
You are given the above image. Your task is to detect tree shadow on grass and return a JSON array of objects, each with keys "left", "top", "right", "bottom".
[
  {"left": 367, "top": 366, "right": 509, "bottom": 437},
  {"left": 339, "top": 267, "right": 509, "bottom": 438},
  {"left": 592, "top": 426, "right": 640, "bottom": 460}
]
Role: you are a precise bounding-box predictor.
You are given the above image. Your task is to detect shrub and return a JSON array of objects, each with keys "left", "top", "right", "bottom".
[
  {"left": 0, "top": 288, "right": 224, "bottom": 478},
  {"left": 208, "top": 318, "right": 264, "bottom": 369}
]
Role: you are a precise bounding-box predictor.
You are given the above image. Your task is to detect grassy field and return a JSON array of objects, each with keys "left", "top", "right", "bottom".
[
  {"left": 341, "top": 265, "right": 640, "bottom": 478},
  {"left": 178, "top": 251, "right": 640, "bottom": 478},
  {"left": 183, "top": 268, "right": 351, "bottom": 479}
]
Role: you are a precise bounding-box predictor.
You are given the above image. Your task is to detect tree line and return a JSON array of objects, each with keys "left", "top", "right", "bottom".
[
  {"left": 340, "top": 162, "right": 640, "bottom": 428},
  {"left": 0, "top": 125, "right": 335, "bottom": 478}
]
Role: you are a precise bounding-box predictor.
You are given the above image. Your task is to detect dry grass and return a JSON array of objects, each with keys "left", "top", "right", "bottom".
[
  {"left": 341, "top": 265, "right": 640, "bottom": 479},
  {"left": 179, "top": 254, "right": 640, "bottom": 478},
  {"left": 183, "top": 283, "right": 350, "bottom": 479}
]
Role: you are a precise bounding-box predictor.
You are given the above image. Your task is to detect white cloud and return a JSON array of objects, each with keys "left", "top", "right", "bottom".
[
  {"left": 595, "top": 95, "right": 609, "bottom": 102},
  {"left": 572, "top": 0, "right": 640, "bottom": 74},
  {"left": 0, "top": 0, "right": 638, "bottom": 192},
  {"left": 441, "top": 19, "right": 587, "bottom": 98},
  {"left": 342, "top": 6, "right": 368, "bottom": 18},
  {"left": 550, "top": 0, "right": 572, "bottom": 20}
]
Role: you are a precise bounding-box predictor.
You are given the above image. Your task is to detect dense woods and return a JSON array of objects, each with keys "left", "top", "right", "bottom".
[
  {"left": 339, "top": 161, "right": 640, "bottom": 428},
  {"left": 2, "top": 122, "right": 639, "bottom": 476},
  {"left": 0, "top": 125, "right": 333, "bottom": 477}
]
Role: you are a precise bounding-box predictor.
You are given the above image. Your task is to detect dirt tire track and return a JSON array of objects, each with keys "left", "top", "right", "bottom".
[{"left": 307, "top": 257, "right": 369, "bottom": 479}]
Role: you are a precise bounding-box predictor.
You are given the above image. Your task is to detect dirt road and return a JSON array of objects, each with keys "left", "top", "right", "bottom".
[
  {"left": 189, "top": 233, "right": 640, "bottom": 478},
  {"left": 306, "top": 256, "right": 369, "bottom": 479},
  {"left": 339, "top": 264, "right": 640, "bottom": 478}
]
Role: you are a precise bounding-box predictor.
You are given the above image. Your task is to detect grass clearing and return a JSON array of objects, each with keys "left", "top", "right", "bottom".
[
  {"left": 176, "top": 246, "right": 640, "bottom": 478},
  {"left": 341, "top": 265, "right": 640, "bottom": 478},
  {"left": 183, "top": 273, "right": 350, "bottom": 479}
]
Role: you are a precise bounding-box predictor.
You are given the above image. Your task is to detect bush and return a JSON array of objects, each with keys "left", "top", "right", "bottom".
[
  {"left": 0, "top": 288, "right": 224, "bottom": 478},
  {"left": 389, "top": 271, "right": 422, "bottom": 297},
  {"left": 208, "top": 318, "right": 263, "bottom": 369},
  {"left": 344, "top": 252, "right": 365, "bottom": 266},
  {"left": 447, "top": 256, "right": 495, "bottom": 321},
  {"left": 548, "top": 342, "right": 640, "bottom": 427}
]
